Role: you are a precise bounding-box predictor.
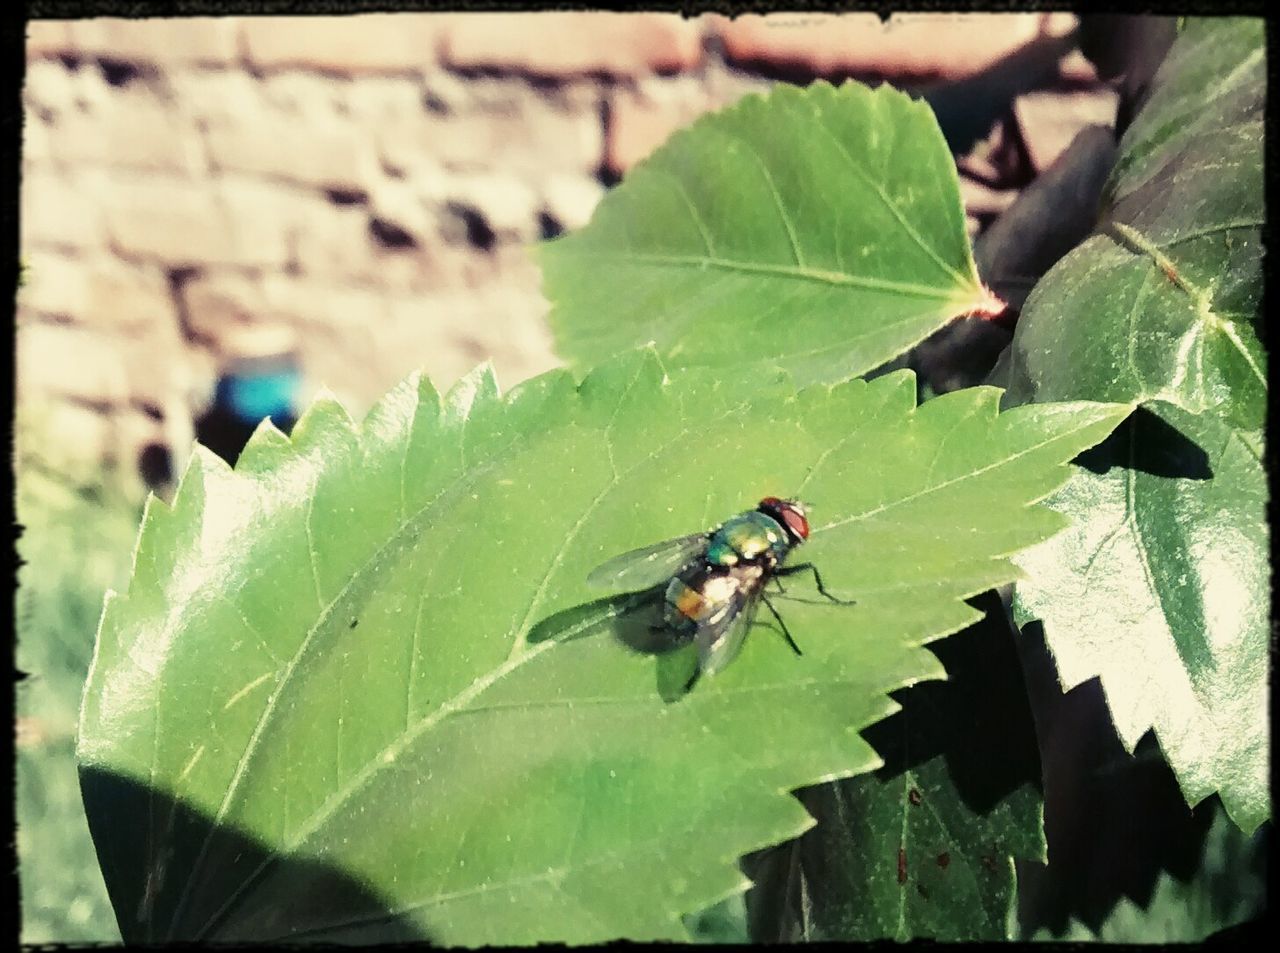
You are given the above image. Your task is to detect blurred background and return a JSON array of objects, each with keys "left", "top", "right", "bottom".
[
  {"left": 17, "top": 11, "right": 1113, "bottom": 501},
  {"left": 24, "top": 12, "right": 1246, "bottom": 944}
]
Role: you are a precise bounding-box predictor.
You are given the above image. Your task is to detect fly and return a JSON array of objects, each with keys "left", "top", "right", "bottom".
[{"left": 586, "top": 497, "right": 853, "bottom": 678}]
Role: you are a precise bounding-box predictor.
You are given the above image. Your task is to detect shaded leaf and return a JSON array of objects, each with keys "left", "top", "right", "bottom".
[
  {"left": 1030, "top": 799, "right": 1267, "bottom": 942},
  {"left": 746, "top": 591, "right": 1044, "bottom": 941},
  {"left": 78, "top": 353, "right": 1126, "bottom": 944},
  {"left": 995, "top": 17, "right": 1264, "bottom": 429},
  {"left": 541, "top": 81, "right": 996, "bottom": 388},
  {"left": 992, "top": 17, "right": 1266, "bottom": 832},
  {"left": 685, "top": 893, "right": 749, "bottom": 944},
  {"left": 1014, "top": 621, "right": 1219, "bottom": 936},
  {"left": 973, "top": 125, "right": 1117, "bottom": 313},
  {"left": 1106, "top": 16, "right": 1263, "bottom": 213}
]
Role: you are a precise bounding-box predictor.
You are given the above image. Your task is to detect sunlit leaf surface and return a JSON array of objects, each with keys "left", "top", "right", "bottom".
[
  {"left": 79, "top": 353, "right": 1125, "bottom": 944},
  {"left": 993, "top": 18, "right": 1267, "bottom": 832},
  {"left": 542, "top": 81, "right": 995, "bottom": 387}
]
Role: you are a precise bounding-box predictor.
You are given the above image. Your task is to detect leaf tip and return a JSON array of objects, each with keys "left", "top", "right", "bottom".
[
  {"left": 862, "top": 366, "right": 920, "bottom": 409},
  {"left": 186, "top": 442, "right": 232, "bottom": 480},
  {"left": 969, "top": 283, "right": 1009, "bottom": 321},
  {"left": 309, "top": 387, "right": 357, "bottom": 423},
  {"left": 444, "top": 361, "right": 502, "bottom": 421},
  {"left": 280, "top": 389, "right": 359, "bottom": 457},
  {"left": 235, "top": 416, "right": 293, "bottom": 470}
]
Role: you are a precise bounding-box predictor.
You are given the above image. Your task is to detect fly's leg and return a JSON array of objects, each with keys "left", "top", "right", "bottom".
[
  {"left": 775, "top": 562, "right": 856, "bottom": 605},
  {"left": 760, "top": 594, "right": 803, "bottom": 658}
]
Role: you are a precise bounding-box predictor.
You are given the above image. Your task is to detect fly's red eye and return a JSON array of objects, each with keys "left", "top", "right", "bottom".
[
  {"left": 781, "top": 506, "right": 810, "bottom": 540},
  {"left": 760, "top": 497, "right": 809, "bottom": 541}
]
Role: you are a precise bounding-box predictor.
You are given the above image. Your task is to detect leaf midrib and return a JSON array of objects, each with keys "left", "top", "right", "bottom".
[
  {"left": 638, "top": 87, "right": 971, "bottom": 291},
  {"left": 554, "top": 249, "right": 980, "bottom": 303},
  {"left": 815, "top": 416, "right": 1119, "bottom": 536},
  {"left": 1107, "top": 223, "right": 1267, "bottom": 394}
]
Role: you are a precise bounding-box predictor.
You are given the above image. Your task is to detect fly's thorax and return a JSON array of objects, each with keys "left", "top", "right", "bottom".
[{"left": 706, "top": 511, "right": 792, "bottom": 568}]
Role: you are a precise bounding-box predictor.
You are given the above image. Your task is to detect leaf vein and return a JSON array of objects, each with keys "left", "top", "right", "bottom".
[
  {"left": 559, "top": 250, "right": 967, "bottom": 302},
  {"left": 800, "top": 102, "right": 970, "bottom": 287},
  {"left": 305, "top": 491, "right": 324, "bottom": 611},
  {"left": 816, "top": 421, "right": 1111, "bottom": 535},
  {"left": 657, "top": 169, "right": 717, "bottom": 258},
  {"left": 730, "top": 131, "right": 805, "bottom": 267}
]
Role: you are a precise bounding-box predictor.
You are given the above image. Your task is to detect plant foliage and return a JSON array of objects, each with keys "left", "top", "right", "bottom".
[
  {"left": 78, "top": 355, "right": 1124, "bottom": 943},
  {"left": 542, "top": 81, "right": 997, "bottom": 388},
  {"left": 74, "top": 19, "right": 1265, "bottom": 945},
  {"left": 993, "top": 17, "right": 1267, "bottom": 834}
]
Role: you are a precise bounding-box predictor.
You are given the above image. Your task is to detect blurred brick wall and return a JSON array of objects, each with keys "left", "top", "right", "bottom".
[{"left": 16, "top": 11, "right": 1109, "bottom": 498}]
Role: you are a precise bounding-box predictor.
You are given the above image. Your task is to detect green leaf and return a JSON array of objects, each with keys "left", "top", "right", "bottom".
[
  {"left": 1010, "top": 404, "right": 1267, "bottom": 831},
  {"left": 993, "top": 17, "right": 1267, "bottom": 832},
  {"left": 1014, "top": 622, "right": 1244, "bottom": 936},
  {"left": 1106, "top": 16, "right": 1263, "bottom": 218},
  {"left": 78, "top": 353, "right": 1126, "bottom": 944},
  {"left": 746, "top": 591, "right": 1044, "bottom": 941},
  {"left": 540, "top": 81, "right": 996, "bottom": 388},
  {"left": 995, "top": 20, "right": 1264, "bottom": 430}
]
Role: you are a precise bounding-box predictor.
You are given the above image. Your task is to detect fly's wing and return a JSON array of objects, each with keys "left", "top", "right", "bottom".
[
  {"left": 696, "top": 589, "right": 760, "bottom": 677},
  {"left": 586, "top": 533, "right": 709, "bottom": 593}
]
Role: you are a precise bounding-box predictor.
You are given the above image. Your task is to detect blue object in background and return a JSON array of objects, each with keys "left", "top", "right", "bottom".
[
  {"left": 196, "top": 325, "right": 303, "bottom": 466},
  {"left": 217, "top": 365, "right": 303, "bottom": 426}
]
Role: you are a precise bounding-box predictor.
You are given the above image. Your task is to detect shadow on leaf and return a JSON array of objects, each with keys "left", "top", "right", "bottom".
[
  {"left": 1014, "top": 619, "right": 1221, "bottom": 936},
  {"left": 744, "top": 589, "right": 1041, "bottom": 942},
  {"left": 526, "top": 589, "right": 698, "bottom": 702},
  {"left": 862, "top": 588, "right": 1041, "bottom": 815},
  {"left": 1074, "top": 403, "right": 1213, "bottom": 481},
  {"left": 80, "top": 768, "right": 431, "bottom": 944}
]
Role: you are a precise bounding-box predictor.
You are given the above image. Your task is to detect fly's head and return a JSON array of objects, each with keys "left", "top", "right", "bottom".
[{"left": 758, "top": 497, "right": 810, "bottom": 547}]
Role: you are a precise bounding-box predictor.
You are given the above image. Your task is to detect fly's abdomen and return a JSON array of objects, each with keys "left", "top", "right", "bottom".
[{"left": 665, "top": 570, "right": 739, "bottom": 635}]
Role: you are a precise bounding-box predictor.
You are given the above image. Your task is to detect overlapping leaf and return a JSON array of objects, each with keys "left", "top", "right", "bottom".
[
  {"left": 746, "top": 593, "right": 1045, "bottom": 942},
  {"left": 996, "top": 18, "right": 1264, "bottom": 430},
  {"left": 992, "top": 18, "right": 1267, "bottom": 832},
  {"left": 541, "top": 80, "right": 996, "bottom": 387},
  {"left": 78, "top": 352, "right": 1125, "bottom": 944}
]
